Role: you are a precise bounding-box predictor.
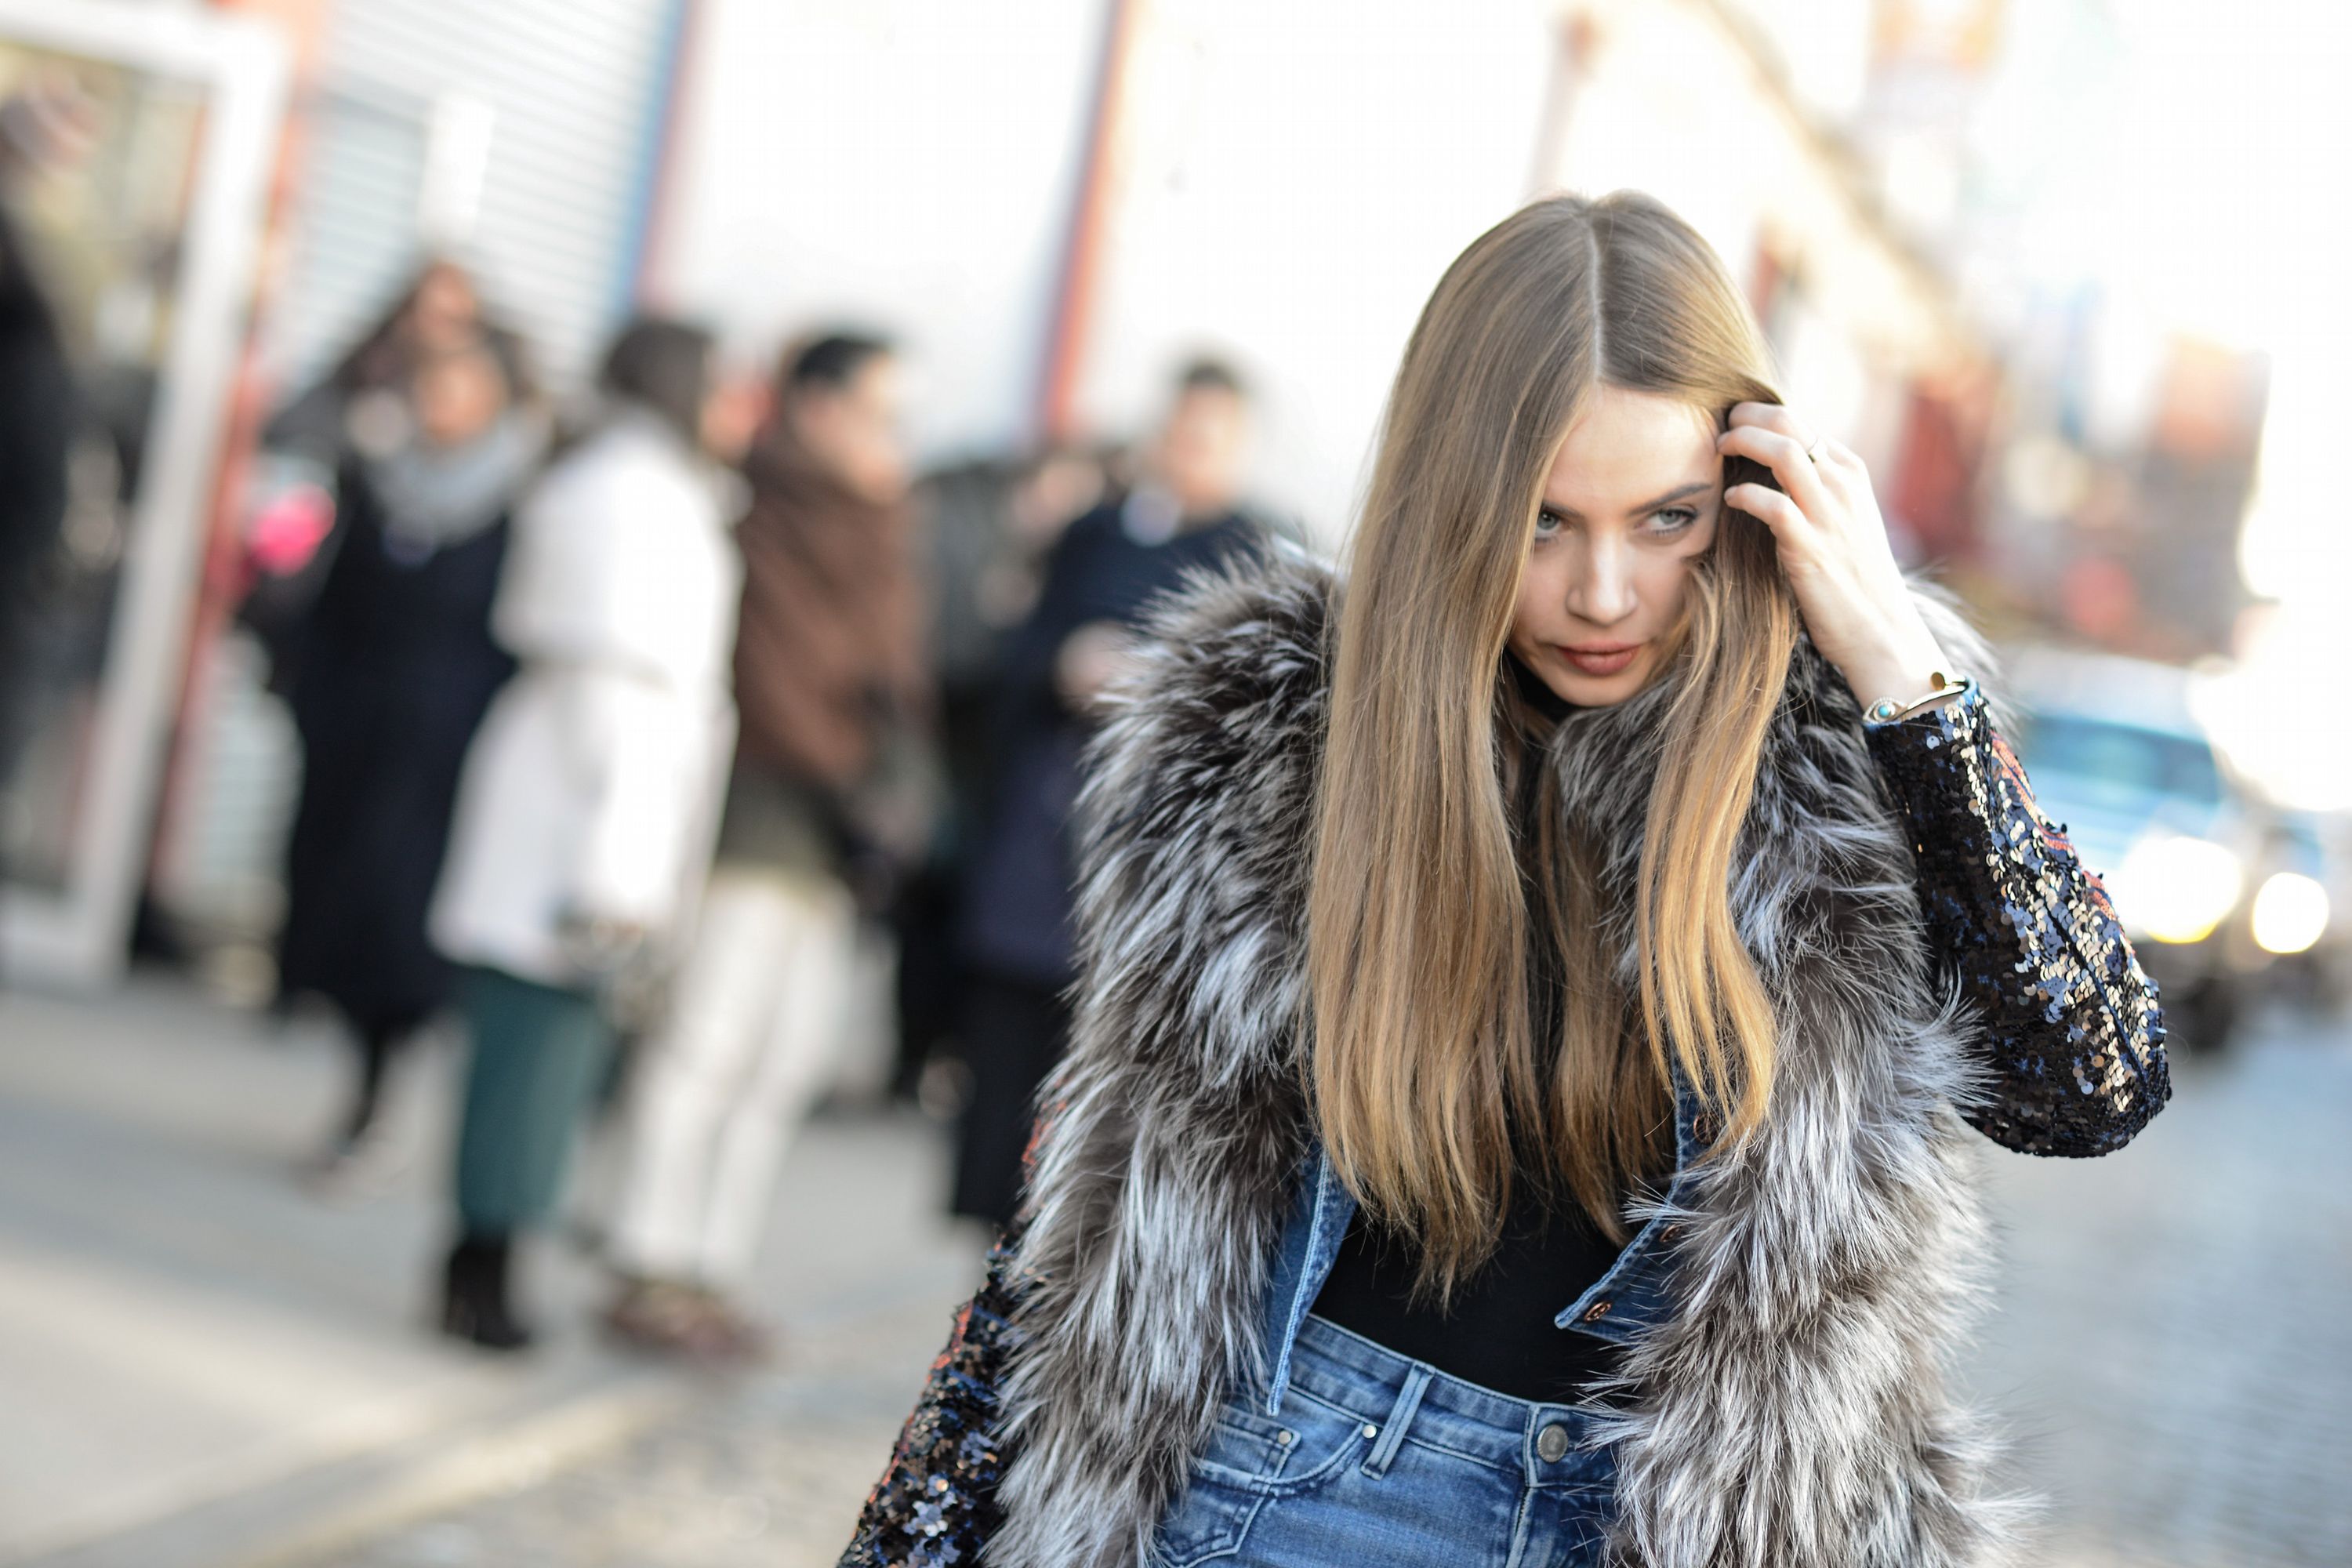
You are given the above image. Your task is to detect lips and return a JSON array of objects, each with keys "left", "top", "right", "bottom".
[{"left": 1558, "top": 643, "right": 1640, "bottom": 677}]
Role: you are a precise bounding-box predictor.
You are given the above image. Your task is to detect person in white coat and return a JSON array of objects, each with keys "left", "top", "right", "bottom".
[
  {"left": 598, "top": 332, "right": 931, "bottom": 1362},
  {"left": 427, "top": 318, "right": 744, "bottom": 1350}
]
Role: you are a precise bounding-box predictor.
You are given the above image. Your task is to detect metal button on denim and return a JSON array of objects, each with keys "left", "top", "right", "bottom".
[{"left": 1536, "top": 1422, "right": 1571, "bottom": 1462}]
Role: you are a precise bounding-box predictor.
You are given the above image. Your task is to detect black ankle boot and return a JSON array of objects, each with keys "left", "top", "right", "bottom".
[{"left": 440, "top": 1234, "right": 534, "bottom": 1352}]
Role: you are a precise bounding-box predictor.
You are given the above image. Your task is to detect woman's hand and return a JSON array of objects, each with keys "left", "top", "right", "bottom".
[{"left": 1716, "top": 402, "right": 1951, "bottom": 714}]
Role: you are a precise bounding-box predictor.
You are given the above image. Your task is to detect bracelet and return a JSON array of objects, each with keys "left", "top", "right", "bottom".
[{"left": 1864, "top": 671, "right": 1970, "bottom": 725}]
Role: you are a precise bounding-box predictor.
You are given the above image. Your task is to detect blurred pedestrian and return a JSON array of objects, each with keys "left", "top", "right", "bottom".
[
  {"left": 949, "top": 358, "right": 1268, "bottom": 1228},
  {"left": 0, "top": 80, "right": 90, "bottom": 844},
  {"left": 242, "top": 260, "right": 522, "bottom": 695},
  {"left": 601, "top": 331, "right": 929, "bottom": 1362},
  {"left": 274, "top": 334, "right": 546, "bottom": 1187},
  {"left": 263, "top": 258, "right": 499, "bottom": 468},
  {"left": 889, "top": 444, "right": 1108, "bottom": 1102},
  {"left": 428, "top": 318, "right": 742, "bottom": 1350}
]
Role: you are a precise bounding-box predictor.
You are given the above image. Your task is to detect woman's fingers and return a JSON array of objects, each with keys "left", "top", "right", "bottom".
[
  {"left": 1812, "top": 434, "right": 1863, "bottom": 470},
  {"left": 1806, "top": 432, "right": 1866, "bottom": 479},
  {"left": 1726, "top": 412, "right": 1922, "bottom": 673},
  {"left": 1722, "top": 407, "right": 1882, "bottom": 536},
  {"left": 1717, "top": 423, "right": 1834, "bottom": 521},
  {"left": 1727, "top": 401, "right": 1831, "bottom": 461},
  {"left": 1725, "top": 481, "right": 1810, "bottom": 556},
  {"left": 1787, "top": 436, "right": 1893, "bottom": 557},
  {"left": 1727, "top": 401, "right": 1806, "bottom": 437},
  {"left": 1798, "top": 436, "right": 1864, "bottom": 513}
]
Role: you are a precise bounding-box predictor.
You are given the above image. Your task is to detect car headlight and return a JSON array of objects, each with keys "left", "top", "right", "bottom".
[
  {"left": 2252, "top": 871, "right": 2330, "bottom": 955},
  {"left": 2112, "top": 834, "right": 2243, "bottom": 944}
]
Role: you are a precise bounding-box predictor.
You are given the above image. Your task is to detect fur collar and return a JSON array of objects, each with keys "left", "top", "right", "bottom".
[{"left": 993, "top": 546, "right": 2026, "bottom": 1567}]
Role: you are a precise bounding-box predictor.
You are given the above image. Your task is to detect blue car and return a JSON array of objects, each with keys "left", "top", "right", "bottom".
[{"left": 2009, "top": 648, "right": 2331, "bottom": 1050}]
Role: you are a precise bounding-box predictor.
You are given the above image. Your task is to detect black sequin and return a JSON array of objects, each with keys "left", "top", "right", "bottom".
[
  {"left": 1864, "top": 681, "right": 2171, "bottom": 1156},
  {"left": 838, "top": 1240, "right": 1022, "bottom": 1568}
]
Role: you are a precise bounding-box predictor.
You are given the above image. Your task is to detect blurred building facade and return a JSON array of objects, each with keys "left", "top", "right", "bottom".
[
  {"left": 0, "top": 0, "right": 284, "bottom": 985},
  {"left": 261, "top": 0, "right": 683, "bottom": 391},
  {"left": 2, "top": 0, "right": 2299, "bottom": 985},
  {"left": 157, "top": 0, "right": 692, "bottom": 989}
]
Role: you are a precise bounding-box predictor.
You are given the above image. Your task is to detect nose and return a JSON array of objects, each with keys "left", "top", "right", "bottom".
[{"left": 1566, "top": 532, "right": 1637, "bottom": 627}]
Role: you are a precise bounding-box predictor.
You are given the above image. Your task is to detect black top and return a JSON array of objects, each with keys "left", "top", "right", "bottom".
[{"left": 1311, "top": 1157, "right": 1633, "bottom": 1404}]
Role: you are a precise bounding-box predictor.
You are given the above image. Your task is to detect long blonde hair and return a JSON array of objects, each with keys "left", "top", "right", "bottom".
[{"left": 1305, "top": 191, "right": 1798, "bottom": 1298}]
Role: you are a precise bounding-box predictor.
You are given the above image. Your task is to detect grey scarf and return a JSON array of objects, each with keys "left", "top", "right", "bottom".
[{"left": 367, "top": 411, "right": 545, "bottom": 561}]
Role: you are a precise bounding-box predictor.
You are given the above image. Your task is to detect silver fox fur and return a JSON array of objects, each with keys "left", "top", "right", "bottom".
[{"left": 990, "top": 544, "right": 2031, "bottom": 1567}]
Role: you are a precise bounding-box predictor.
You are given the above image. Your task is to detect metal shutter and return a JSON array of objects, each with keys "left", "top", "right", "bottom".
[{"left": 267, "top": 0, "right": 675, "bottom": 392}]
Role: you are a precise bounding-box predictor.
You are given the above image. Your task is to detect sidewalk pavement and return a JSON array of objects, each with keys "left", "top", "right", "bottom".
[
  {"left": 1962, "top": 1014, "right": 2352, "bottom": 1568},
  {"left": 0, "top": 977, "right": 982, "bottom": 1568},
  {"left": 5, "top": 979, "right": 2351, "bottom": 1566}
]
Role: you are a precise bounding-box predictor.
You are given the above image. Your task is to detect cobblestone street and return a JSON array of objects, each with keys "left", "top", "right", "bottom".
[{"left": 5, "top": 982, "right": 2348, "bottom": 1567}]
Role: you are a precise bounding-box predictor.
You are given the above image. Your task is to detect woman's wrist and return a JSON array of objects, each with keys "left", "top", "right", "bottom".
[{"left": 1835, "top": 612, "right": 1951, "bottom": 717}]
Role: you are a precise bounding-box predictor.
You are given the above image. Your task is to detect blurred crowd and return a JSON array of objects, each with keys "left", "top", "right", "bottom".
[{"left": 2, "top": 245, "right": 1283, "bottom": 1364}]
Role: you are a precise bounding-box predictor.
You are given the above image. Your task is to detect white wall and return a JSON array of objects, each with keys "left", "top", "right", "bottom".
[
  {"left": 651, "top": 0, "right": 1102, "bottom": 459},
  {"left": 1075, "top": 0, "right": 1556, "bottom": 540},
  {"left": 655, "top": 2, "right": 1940, "bottom": 545},
  {"left": 273, "top": 0, "right": 677, "bottom": 390},
  {"left": 657, "top": 0, "right": 1556, "bottom": 541},
  {"left": 1547, "top": 0, "right": 1965, "bottom": 469}
]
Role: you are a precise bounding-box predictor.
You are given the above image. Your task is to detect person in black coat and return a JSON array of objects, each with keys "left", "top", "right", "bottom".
[
  {"left": 0, "top": 197, "right": 76, "bottom": 823},
  {"left": 951, "top": 360, "right": 1268, "bottom": 1225},
  {"left": 276, "top": 335, "right": 546, "bottom": 1182},
  {"left": 243, "top": 260, "right": 521, "bottom": 700}
]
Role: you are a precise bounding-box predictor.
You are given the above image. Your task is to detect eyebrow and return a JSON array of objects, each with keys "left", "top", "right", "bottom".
[{"left": 1540, "top": 480, "right": 1715, "bottom": 521}]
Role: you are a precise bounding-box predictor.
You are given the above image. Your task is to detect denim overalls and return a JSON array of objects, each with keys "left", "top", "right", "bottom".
[{"left": 1151, "top": 1068, "right": 1715, "bottom": 1568}]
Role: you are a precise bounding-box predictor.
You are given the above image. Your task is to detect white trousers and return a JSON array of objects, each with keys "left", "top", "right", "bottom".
[{"left": 608, "top": 862, "right": 857, "bottom": 1288}]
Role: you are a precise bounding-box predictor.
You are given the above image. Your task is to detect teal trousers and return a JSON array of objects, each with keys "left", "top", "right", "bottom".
[{"left": 453, "top": 965, "right": 615, "bottom": 1235}]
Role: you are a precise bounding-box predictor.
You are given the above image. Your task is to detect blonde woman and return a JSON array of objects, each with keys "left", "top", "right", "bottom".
[{"left": 843, "top": 193, "right": 2167, "bottom": 1568}]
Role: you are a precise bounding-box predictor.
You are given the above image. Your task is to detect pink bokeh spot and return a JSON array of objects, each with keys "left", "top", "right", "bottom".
[{"left": 249, "top": 484, "right": 336, "bottom": 575}]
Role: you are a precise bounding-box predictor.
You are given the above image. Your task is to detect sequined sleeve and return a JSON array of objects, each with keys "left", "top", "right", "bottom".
[
  {"left": 1864, "top": 680, "right": 2170, "bottom": 1156},
  {"left": 838, "top": 1240, "right": 1021, "bottom": 1568}
]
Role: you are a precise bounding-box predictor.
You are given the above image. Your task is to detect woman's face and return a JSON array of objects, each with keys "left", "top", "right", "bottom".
[
  {"left": 412, "top": 347, "right": 508, "bottom": 448},
  {"left": 1507, "top": 385, "right": 1722, "bottom": 708}
]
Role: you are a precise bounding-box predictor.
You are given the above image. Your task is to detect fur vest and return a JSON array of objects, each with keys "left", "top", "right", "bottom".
[{"left": 992, "top": 547, "right": 2027, "bottom": 1567}]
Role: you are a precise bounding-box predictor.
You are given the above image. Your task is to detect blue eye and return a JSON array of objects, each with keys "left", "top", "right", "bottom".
[
  {"left": 1648, "top": 506, "right": 1698, "bottom": 534},
  {"left": 1534, "top": 507, "right": 1566, "bottom": 539}
]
